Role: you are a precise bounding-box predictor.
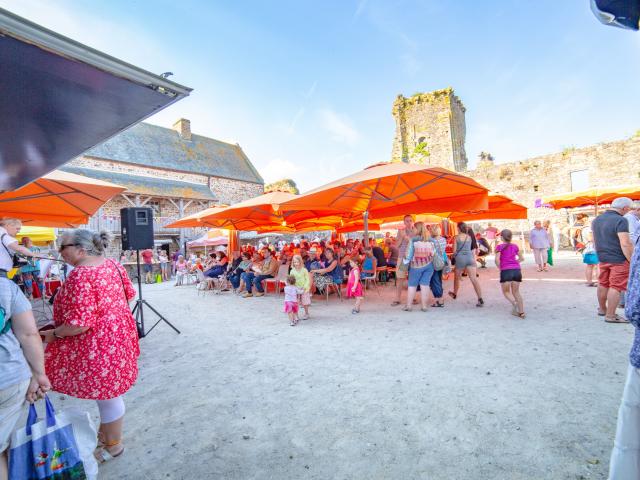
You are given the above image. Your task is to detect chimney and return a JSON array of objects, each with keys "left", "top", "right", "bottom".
[{"left": 172, "top": 118, "right": 191, "bottom": 140}]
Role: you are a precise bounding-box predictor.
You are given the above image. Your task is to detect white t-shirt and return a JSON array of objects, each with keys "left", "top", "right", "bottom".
[{"left": 0, "top": 226, "right": 18, "bottom": 271}]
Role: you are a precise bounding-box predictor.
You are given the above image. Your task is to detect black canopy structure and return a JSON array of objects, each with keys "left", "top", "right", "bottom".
[{"left": 0, "top": 8, "right": 192, "bottom": 191}]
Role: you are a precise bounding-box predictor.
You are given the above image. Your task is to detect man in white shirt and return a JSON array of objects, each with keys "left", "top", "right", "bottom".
[{"left": 0, "top": 219, "right": 42, "bottom": 274}]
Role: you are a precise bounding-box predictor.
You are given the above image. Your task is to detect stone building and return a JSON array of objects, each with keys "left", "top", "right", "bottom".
[
  {"left": 61, "top": 118, "right": 264, "bottom": 251},
  {"left": 390, "top": 88, "right": 640, "bottom": 242},
  {"left": 391, "top": 88, "right": 468, "bottom": 172}
]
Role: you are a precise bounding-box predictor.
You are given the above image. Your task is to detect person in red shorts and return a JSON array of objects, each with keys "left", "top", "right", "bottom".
[
  {"left": 141, "top": 248, "right": 154, "bottom": 284},
  {"left": 592, "top": 197, "right": 634, "bottom": 323}
]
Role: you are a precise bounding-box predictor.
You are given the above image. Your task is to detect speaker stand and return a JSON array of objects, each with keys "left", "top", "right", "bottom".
[{"left": 132, "top": 250, "right": 180, "bottom": 338}]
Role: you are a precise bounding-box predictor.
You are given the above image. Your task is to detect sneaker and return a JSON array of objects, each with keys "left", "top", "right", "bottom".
[
  {"left": 243, "top": 293, "right": 253, "bottom": 298},
  {"left": 254, "top": 292, "right": 265, "bottom": 297}
]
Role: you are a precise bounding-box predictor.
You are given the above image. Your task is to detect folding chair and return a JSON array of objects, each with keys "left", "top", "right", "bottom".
[
  {"left": 263, "top": 263, "right": 290, "bottom": 295},
  {"left": 361, "top": 274, "right": 381, "bottom": 296},
  {"left": 195, "top": 270, "right": 216, "bottom": 295}
]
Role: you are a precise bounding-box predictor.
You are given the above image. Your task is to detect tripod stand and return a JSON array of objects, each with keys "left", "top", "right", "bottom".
[{"left": 131, "top": 250, "right": 180, "bottom": 338}]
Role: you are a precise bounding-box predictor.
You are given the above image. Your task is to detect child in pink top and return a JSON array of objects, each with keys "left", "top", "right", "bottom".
[
  {"left": 346, "top": 259, "right": 364, "bottom": 314},
  {"left": 495, "top": 229, "right": 525, "bottom": 318},
  {"left": 283, "top": 275, "right": 303, "bottom": 326}
]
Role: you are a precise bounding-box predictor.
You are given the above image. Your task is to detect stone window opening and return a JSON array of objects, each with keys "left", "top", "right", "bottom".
[
  {"left": 570, "top": 169, "right": 589, "bottom": 192},
  {"left": 533, "top": 185, "right": 539, "bottom": 192}
]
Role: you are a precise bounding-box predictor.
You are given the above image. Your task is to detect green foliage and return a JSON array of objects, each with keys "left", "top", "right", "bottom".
[
  {"left": 413, "top": 141, "right": 430, "bottom": 157},
  {"left": 561, "top": 146, "right": 576, "bottom": 157},
  {"left": 264, "top": 178, "right": 299, "bottom": 194}
]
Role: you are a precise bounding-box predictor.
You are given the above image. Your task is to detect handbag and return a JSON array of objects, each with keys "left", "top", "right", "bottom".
[
  {"left": 431, "top": 239, "right": 445, "bottom": 272},
  {"left": 9, "top": 395, "right": 98, "bottom": 480}
]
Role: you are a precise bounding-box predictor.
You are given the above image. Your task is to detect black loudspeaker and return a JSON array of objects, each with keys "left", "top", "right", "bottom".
[{"left": 120, "top": 207, "right": 154, "bottom": 250}]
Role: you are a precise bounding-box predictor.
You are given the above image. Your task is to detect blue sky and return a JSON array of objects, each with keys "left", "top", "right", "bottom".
[{"left": 3, "top": 0, "right": 639, "bottom": 191}]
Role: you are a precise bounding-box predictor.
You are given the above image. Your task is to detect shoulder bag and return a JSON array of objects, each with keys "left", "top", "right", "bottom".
[{"left": 431, "top": 239, "right": 445, "bottom": 271}]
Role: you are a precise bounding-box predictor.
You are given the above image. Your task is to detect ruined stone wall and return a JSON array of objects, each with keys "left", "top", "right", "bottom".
[
  {"left": 465, "top": 136, "right": 640, "bottom": 244},
  {"left": 209, "top": 176, "right": 264, "bottom": 205},
  {"left": 388, "top": 89, "right": 640, "bottom": 246},
  {"left": 390, "top": 88, "right": 468, "bottom": 171}
]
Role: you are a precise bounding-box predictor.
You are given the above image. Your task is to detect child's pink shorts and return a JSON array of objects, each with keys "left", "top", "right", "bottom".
[{"left": 284, "top": 301, "right": 299, "bottom": 313}]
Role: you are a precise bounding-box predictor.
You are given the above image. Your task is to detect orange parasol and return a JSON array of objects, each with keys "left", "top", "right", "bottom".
[
  {"left": 164, "top": 206, "right": 228, "bottom": 229},
  {"left": 166, "top": 192, "right": 346, "bottom": 232},
  {"left": 543, "top": 184, "right": 640, "bottom": 213},
  {"left": 280, "top": 163, "right": 488, "bottom": 238},
  {"left": 439, "top": 194, "right": 528, "bottom": 222},
  {"left": 0, "top": 170, "right": 126, "bottom": 227}
]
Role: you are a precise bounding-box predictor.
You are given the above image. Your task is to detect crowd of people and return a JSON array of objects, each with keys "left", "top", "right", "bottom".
[
  {"left": 1, "top": 196, "right": 640, "bottom": 477},
  {"left": 165, "top": 216, "right": 531, "bottom": 323}
]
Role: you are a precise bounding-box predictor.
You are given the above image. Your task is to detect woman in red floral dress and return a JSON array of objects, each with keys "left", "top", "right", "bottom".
[{"left": 42, "top": 229, "right": 139, "bottom": 464}]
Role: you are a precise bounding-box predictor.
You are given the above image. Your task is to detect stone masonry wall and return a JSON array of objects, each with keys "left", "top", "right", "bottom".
[
  {"left": 464, "top": 136, "right": 640, "bottom": 245},
  {"left": 210, "top": 176, "right": 264, "bottom": 205},
  {"left": 70, "top": 157, "right": 209, "bottom": 185},
  {"left": 391, "top": 88, "right": 468, "bottom": 172},
  {"left": 389, "top": 88, "right": 640, "bottom": 246}
]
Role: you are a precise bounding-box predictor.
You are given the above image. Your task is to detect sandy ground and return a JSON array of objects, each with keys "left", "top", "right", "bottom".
[{"left": 46, "top": 252, "right": 633, "bottom": 479}]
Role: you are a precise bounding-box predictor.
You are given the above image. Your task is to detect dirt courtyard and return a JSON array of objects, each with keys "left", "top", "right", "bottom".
[{"left": 52, "top": 252, "right": 631, "bottom": 479}]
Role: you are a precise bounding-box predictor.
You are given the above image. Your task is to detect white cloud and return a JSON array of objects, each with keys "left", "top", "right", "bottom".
[
  {"left": 319, "top": 109, "right": 360, "bottom": 145},
  {"left": 260, "top": 159, "right": 302, "bottom": 185}
]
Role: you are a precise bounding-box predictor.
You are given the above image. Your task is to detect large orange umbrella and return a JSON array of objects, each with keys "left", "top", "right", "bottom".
[
  {"left": 166, "top": 191, "right": 346, "bottom": 231},
  {"left": 439, "top": 194, "right": 528, "bottom": 222},
  {"left": 0, "top": 170, "right": 126, "bottom": 227},
  {"left": 166, "top": 192, "right": 295, "bottom": 231},
  {"left": 164, "top": 206, "right": 228, "bottom": 229},
  {"left": 280, "top": 163, "right": 488, "bottom": 238},
  {"left": 543, "top": 184, "right": 640, "bottom": 212}
]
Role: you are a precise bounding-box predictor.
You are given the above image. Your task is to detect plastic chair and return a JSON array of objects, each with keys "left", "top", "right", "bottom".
[
  {"left": 325, "top": 281, "right": 342, "bottom": 304},
  {"left": 361, "top": 274, "right": 380, "bottom": 296},
  {"left": 263, "top": 263, "right": 290, "bottom": 295},
  {"left": 195, "top": 270, "right": 216, "bottom": 295}
]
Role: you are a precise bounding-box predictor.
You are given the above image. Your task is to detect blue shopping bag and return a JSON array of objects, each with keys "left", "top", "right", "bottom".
[{"left": 9, "top": 395, "right": 98, "bottom": 480}]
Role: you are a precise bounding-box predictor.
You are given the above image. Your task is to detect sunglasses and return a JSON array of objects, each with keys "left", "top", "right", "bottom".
[{"left": 58, "top": 243, "right": 78, "bottom": 252}]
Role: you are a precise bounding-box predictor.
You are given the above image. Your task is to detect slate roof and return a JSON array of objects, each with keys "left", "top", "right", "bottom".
[
  {"left": 84, "top": 122, "right": 263, "bottom": 184},
  {"left": 60, "top": 166, "right": 218, "bottom": 201}
]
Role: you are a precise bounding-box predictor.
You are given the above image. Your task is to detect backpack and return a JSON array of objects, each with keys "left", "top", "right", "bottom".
[{"left": 0, "top": 306, "right": 10, "bottom": 335}]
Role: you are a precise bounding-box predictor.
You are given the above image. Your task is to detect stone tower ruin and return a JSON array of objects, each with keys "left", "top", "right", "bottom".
[{"left": 391, "top": 87, "right": 468, "bottom": 172}]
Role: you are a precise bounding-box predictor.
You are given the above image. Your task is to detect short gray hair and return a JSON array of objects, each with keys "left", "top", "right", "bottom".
[
  {"left": 62, "top": 229, "right": 112, "bottom": 256},
  {"left": 611, "top": 197, "right": 633, "bottom": 210},
  {"left": 0, "top": 217, "right": 22, "bottom": 227}
]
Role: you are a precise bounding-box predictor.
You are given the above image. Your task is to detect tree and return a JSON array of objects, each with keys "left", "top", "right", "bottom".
[{"left": 264, "top": 178, "right": 300, "bottom": 194}]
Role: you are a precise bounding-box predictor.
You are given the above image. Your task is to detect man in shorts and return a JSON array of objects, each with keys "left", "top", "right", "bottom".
[
  {"left": 592, "top": 197, "right": 634, "bottom": 323},
  {"left": 141, "top": 248, "right": 154, "bottom": 284}
]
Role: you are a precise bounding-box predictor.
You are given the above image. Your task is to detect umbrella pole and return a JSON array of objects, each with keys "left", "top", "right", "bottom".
[{"left": 363, "top": 210, "right": 369, "bottom": 244}]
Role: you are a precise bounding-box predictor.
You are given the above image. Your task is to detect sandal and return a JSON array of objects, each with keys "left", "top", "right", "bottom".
[
  {"left": 605, "top": 315, "right": 629, "bottom": 324},
  {"left": 421, "top": 307, "right": 429, "bottom": 312},
  {"left": 352, "top": 308, "right": 360, "bottom": 314},
  {"left": 94, "top": 441, "right": 125, "bottom": 464},
  {"left": 431, "top": 302, "right": 444, "bottom": 308},
  {"left": 390, "top": 301, "right": 401, "bottom": 306},
  {"left": 401, "top": 306, "right": 412, "bottom": 312},
  {"left": 511, "top": 311, "right": 526, "bottom": 319},
  {"left": 597, "top": 310, "right": 606, "bottom": 317},
  {"left": 448, "top": 291, "right": 457, "bottom": 300},
  {"left": 476, "top": 298, "right": 484, "bottom": 307}
]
